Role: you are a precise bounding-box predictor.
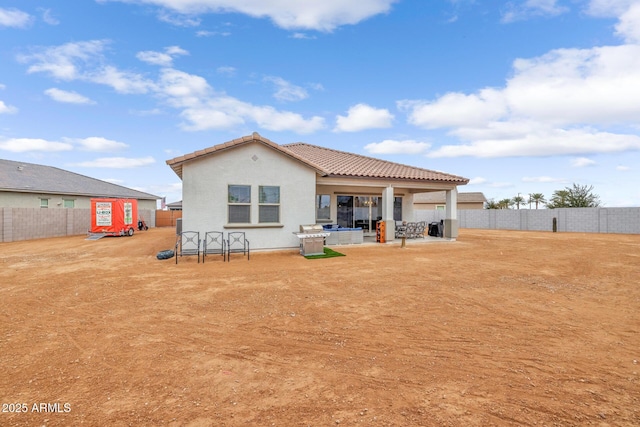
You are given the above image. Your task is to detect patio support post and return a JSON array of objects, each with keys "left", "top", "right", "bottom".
[
  {"left": 444, "top": 187, "right": 459, "bottom": 239},
  {"left": 383, "top": 186, "right": 395, "bottom": 243}
]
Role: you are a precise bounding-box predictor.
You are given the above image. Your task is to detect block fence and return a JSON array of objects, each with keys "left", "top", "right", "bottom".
[
  {"left": 415, "top": 207, "right": 640, "bottom": 234},
  {"left": 0, "top": 208, "right": 156, "bottom": 242}
]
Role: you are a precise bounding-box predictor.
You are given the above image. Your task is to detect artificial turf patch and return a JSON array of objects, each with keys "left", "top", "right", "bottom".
[{"left": 304, "top": 247, "right": 345, "bottom": 259}]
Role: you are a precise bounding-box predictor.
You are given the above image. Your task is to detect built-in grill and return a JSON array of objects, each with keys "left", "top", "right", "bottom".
[{"left": 295, "top": 224, "right": 330, "bottom": 256}]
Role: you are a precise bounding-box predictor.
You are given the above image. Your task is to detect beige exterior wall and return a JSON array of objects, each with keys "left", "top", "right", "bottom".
[
  {"left": 0, "top": 192, "right": 157, "bottom": 211},
  {"left": 182, "top": 142, "right": 317, "bottom": 251},
  {"left": 0, "top": 192, "right": 93, "bottom": 209}
]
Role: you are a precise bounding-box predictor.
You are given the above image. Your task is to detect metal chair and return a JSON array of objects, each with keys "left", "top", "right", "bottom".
[
  {"left": 203, "top": 231, "right": 225, "bottom": 262},
  {"left": 227, "top": 231, "right": 250, "bottom": 262},
  {"left": 175, "top": 231, "right": 200, "bottom": 264}
]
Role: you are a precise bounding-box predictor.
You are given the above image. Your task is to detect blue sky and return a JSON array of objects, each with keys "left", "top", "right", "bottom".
[{"left": 1, "top": 0, "right": 639, "bottom": 207}]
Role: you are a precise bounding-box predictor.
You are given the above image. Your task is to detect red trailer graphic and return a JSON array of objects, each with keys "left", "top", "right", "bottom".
[{"left": 90, "top": 198, "right": 137, "bottom": 237}]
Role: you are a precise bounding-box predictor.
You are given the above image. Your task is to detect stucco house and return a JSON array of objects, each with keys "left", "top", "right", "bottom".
[
  {"left": 414, "top": 191, "right": 487, "bottom": 210},
  {"left": 166, "top": 133, "right": 469, "bottom": 251},
  {"left": 0, "top": 158, "right": 159, "bottom": 211}
]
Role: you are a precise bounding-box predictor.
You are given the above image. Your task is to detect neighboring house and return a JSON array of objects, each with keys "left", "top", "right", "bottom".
[
  {"left": 166, "top": 133, "right": 469, "bottom": 251},
  {"left": 414, "top": 191, "right": 487, "bottom": 210},
  {"left": 0, "top": 158, "right": 159, "bottom": 212},
  {"left": 166, "top": 200, "right": 183, "bottom": 210}
]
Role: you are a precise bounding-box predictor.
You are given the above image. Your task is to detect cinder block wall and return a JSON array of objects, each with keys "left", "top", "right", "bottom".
[
  {"left": 458, "top": 207, "right": 640, "bottom": 234},
  {"left": 0, "top": 207, "right": 156, "bottom": 242}
]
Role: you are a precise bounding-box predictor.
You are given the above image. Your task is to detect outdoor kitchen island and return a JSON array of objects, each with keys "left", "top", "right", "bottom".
[
  {"left": 295, "top": 224, "right": 364, "bottom": 256},
  {"left": 322, "top": 224, "right": 364, "bottom": 245}
]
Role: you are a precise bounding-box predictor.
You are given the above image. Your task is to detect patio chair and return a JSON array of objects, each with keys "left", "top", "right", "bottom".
[
  {"left": 415, "top": 221, "right": 426, "bottom": 238},
  {"left": 395, "top": 221, "right": 407, "bottom": 238},
  {"left": 227, "top": 231, "right": 250, "bottom": 262},
  {"left": 203, "top": 231, "right": 225, "bottom": 263},
  {"left": 175, "top": 231, "right": 201, "bottom": 264},
  {"left": 405, "top": 222, "right": 417, "bottom": 239}
]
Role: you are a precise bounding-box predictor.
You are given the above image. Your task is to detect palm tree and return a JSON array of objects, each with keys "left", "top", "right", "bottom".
[
  {"left": 512, "top": 195, "right": 525, "bottom": 209},
  {"left": 498, "top": 198, "right": 514, "bottom": 209},
  {"left": 484, "top": 199, "right": 500, "bottom": 209},
  {"left": 529, "top": 193, "right": 546, "bottom": 209}
]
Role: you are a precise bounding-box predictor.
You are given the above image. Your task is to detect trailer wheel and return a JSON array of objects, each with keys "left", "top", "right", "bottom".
[{"left": 127, "top": 227, "right": 134, "bottom": 236}]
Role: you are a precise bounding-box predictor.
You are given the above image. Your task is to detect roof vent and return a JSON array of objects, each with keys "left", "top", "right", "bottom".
[{"left": 17, "top": 166, "right": 24, "bottom": 171}]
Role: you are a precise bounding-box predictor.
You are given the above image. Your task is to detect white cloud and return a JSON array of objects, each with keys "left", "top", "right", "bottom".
[
  {"left": 468, "top": 177, "right": 488, "bottom": 185},
  {"left": 399, "top": 88, "right": 506, "bottom": 129},
  {"left": 216, "top": 66, "right": 236, "bottom": 76},
  {"left": 616, "top": 165, "right": 630, "bottom": 171},
  {"left": 157, "top": 68, "right": 325, "bottom": 133},
  {"left": 264, "top": 76, "right": 308, "bottom": 102},
  {"left": 427, "top": 126, "right": 640, "bottom": 158},
  {"left": 39, "top": 8, "right": 60, "bottom": 25},
  {"left": 73, "top": 156, "right": 156, "bottom": 168},
  {"left": 0, "top": 100, "right": 18, "bottom": 114},
  {"left": 586, "top": 0, "right": 637, "bottom": 18},
  {"left": 0, "top": 7, "right": 33, "bottom": 28},
  {"left": 364, "top": 139, "right": 430, "bottom": 155},
  {"left": 0, "top": 138, "right": 73, "bottom": 152},
  {"left": 614, "top": 2, "right": 640, "bottom": 43},
  {"left": 403, "top": 2, "right": 640, "bottom": 159},
  {"left": 522, "top": 176, "right": 565, "bottom": 183},
  {"left": 571, "top": 157, "right": 596, "bottom": 167},
  {"left": 20, "top": 40, "right": 325, "bottom": 135},
  {"left": 105, "top": 0, "right": 399, "bottom": 32},
  {"left": 291, "top": 32, "right": 317, "bottom": 39},
  {"left": 137, "top": 46, "right": 188, "bottom": 67},
  {"left": 44, "top": 88, "right": 95, "bottom": 104},
  {"left": 334, "top": 103, "right": 394, "bottom": 132},
  {"left": 19, "top": 40, "right": 108, "bottom": 80},
  {"left": 19, "top": 40, "right": 156, "bottom": 94},
  {"left": 71, "top": 137, "right": 129, "bottom": 151},
  {"left": 501, "top": 0, "right": 568, "bottom": 23},
  {"left": 196, "top": 30, "right": 231, "bottom": 36},
  {"left": 157, "top": 11, "right": 201, "bottom": 27},
  {"left": 90, "top": 65, "right": 156, "bottom": 94}
]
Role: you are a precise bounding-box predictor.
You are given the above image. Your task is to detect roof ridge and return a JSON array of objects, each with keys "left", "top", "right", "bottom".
[
  {"left": 283, "top": 142, "right": 468, "bottom": 181},
  {"left": 166, "top": 133, "right": 330, "bottom": 178},
  {"left": 0, "top": 158, "right": 159, "bottom": 199}
]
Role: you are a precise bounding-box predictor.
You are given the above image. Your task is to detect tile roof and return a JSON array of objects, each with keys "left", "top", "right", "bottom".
[
  {"left": 283, "top": 143, "right": 469, "bottom": 183},
  {"left": 0, "top": 158, "right": 159, "bottom": 200},
  {"left": 167, "top": 133, "right": 469, "bottom": 184},
  {"left": 413, "top": 191, "right": 487, "bottom": 203},
  {"left": 166, "top": 132, "right": 328, "bottom": 179}
]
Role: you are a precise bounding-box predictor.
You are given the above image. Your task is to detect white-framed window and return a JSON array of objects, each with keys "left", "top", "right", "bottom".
[
  {"left": 316, "top": 194, "right": 330, "bottom": 220},
  {"left": 63, "top": 199, "right": 75, "bottom": 208},
  {"left": 228, "top": 185, "right": 251, "bottom": 223},
  {"left": 436, "top": 205, "right": 445, "bottom": 211},
  {"left": 40, "top": 198, "right": 49, "bottom": 208},
  {"left": 259, "top": 186, "right": 280, "bottom": 223}
]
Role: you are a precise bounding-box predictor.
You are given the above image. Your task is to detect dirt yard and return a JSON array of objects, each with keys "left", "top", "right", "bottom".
[{"left": 0, "top": 227, "right": 639, "bottom": 426}]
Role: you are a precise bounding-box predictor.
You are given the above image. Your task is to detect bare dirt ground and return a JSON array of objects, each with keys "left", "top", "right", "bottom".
[{"left": 1, "top": 227, "right": 639, "bottom": 427}]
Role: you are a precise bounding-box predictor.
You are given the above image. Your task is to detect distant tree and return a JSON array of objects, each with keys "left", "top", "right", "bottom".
[
  {"left": 484, "top": 199, "right": 500, "bottom": 209},
  {"left": 512, "top": 195, "right": 525, "bottom": 209},
  {"left": 529, "top": 193, "right": 546, "bottom": 209},
  {"left": 547, "top": 184, "right": 601, "bottom": 209},
  {"left": 498, "top": 198, "right": 514, "bottom": 209}
]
